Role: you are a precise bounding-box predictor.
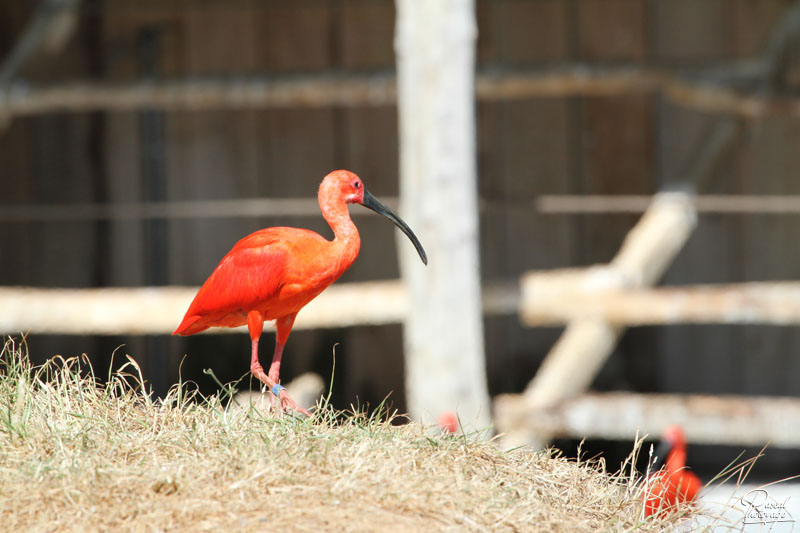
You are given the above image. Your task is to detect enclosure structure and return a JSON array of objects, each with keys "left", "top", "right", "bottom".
[{"left": 2, "top": 1, "right": 800, "bottom": 477}]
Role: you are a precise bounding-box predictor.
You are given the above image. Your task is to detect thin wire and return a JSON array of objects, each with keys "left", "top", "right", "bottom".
[
  {"left": 0, "top": 197, "right": 399, "bottom": 222},
  {"left": 6, "top": 195, "right": 800, "bottom": 223}
]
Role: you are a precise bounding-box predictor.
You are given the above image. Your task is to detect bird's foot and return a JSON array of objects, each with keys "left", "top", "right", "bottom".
[{"left": 270, "top": 384, "right": 311, "bottom": 417}]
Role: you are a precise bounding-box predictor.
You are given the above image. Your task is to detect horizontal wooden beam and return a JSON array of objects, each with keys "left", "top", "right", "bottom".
[
  {"left": 0, "top": 282, "right": 517, "bottom": 336},
  {"left": 520, "top": 275, "right": 800, "bottom": 326},
  {"left": 537, "top": 194, "right": 800, "bottom": 214},
  {"left": 2, "top": 74, "right": 397, "bottom": 115},
  {"left": 1, "top": 66, "right": 798, "bottom": 118},
  {"left": 7, "top": 194, "right": 800, "bottom": 223},
  {"left": 0, "top": 282, "right": 402, "bottom": 336},
  {"left": 494, "top": 391, "right": 800, "bottom": 449}
]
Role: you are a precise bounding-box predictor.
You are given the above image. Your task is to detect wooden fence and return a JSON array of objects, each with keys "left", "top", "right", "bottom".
[
  {"left": 496, "top": 192, "right": 800, "bottom": 450},
  {"left": 3, "top": 183, "right": 800, "bottom": 450},
  {"left": 4, "top": 191, "right": 800, "bottom": 449}
]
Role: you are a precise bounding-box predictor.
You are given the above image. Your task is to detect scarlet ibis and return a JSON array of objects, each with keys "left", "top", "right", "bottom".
[
  {"left": 644, "top": 425, "right": 703, "bottom": 517},
  {"left": 174, "top": 170, "right": 427, "bottom": 415}
]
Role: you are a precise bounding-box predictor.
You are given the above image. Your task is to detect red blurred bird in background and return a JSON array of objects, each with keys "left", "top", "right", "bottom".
[
  {"left": 174, "top": 170, "right": 427, "bottom": 414},
  {"left": 644, "top": 424, "right": 703, "bottom": 517}
]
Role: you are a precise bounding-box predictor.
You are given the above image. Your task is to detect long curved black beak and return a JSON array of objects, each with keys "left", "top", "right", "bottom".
[
  {"left": 361, "top": 189, "right": 427, "bottom": 265},
  {"left": 652, "top": 439, "right": 673, "bottom": 471}
]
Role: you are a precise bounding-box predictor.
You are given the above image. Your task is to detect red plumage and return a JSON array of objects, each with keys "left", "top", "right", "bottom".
[
  {"left": 174, "top": 227, "right": 342, "bottom": 335},
  {"left": 173, "top": 170, "right": 427, "bottom": 415},
  {"left": 644, "top": 425, "right": 702, "bottom": 518}
]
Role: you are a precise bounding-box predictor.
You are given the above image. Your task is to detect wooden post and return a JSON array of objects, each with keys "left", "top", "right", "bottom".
[
  {"left": 395, "top": 0, "right": 491, "bottom": 432},
  {"left": 0, "top": 0, "right": 79, "bottom": 84},
  {"left": 0, "top": 0, "right": 79, "bottom": 128}
]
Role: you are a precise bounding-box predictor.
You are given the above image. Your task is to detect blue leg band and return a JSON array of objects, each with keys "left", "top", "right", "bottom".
[{"left": 271, "top": 384, "right": 285, "bottom": 397}]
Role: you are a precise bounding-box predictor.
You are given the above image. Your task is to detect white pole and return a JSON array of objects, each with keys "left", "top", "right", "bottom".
[{"left": 395, "top": 0, "right": 491, "bottom": 432}]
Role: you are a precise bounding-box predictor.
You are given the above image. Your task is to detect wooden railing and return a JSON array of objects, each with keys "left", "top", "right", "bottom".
[
  {"left": 496, "top": 193, "right": 800, "bottom": 450},
  {"left": 3, "top": 193, "right": 800, "bottom": 448}
]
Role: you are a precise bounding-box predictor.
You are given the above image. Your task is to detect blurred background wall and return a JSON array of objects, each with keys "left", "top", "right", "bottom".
[{"left": 1, "top": 0, "right": 799, "bottom": 479}]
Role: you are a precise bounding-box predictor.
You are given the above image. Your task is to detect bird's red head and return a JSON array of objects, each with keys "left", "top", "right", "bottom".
[
  {"left": 319, "top": 170, "right": 428, "bottom": 265},
  {"left": 651, "top": 424, "right": 688, "bottom": 473},
  {"left": 320, "top": 169, "right": 366, "bottom": 204},
  {"left": 662, "top": 424, "right": 686, "bottom": 448}
]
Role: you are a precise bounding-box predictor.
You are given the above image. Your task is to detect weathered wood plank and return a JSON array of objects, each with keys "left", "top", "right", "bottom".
[
  {"left": 521, "top": 278, "right": 800, "bottom": 326},
  {"left": 494, "top": 391, "right": 800, "bottom": 448},
  {"left": 0, "top": 281, "right": 517, "bottom": 336}
]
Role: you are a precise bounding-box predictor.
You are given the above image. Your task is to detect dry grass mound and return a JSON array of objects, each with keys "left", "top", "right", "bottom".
[{"left": 0, "top": 338, "right": 684, "bottom": 532}]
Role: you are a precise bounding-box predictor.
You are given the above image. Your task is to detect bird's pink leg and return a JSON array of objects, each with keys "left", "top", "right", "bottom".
[
  {"left": 269, "top": 313, "right": 310, "bottom": 416},
  {"left": 246, "top": 311, "right": 309, "bottom": 416},
  {"left": 268, "top": 314, "right": 296, "bottom": 382},
  {"left": 247, "top": 310, "right": 271, "bottom": 384}
]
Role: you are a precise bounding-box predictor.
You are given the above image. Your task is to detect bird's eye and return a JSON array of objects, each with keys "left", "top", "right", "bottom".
[{"left": 353, "top": 181, "right": 361, "bottom": 189}]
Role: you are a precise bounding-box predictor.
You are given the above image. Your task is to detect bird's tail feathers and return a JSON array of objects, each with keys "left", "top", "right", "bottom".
[{"left": 172, "top": 314, "right": 207, "bottom": 336}]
